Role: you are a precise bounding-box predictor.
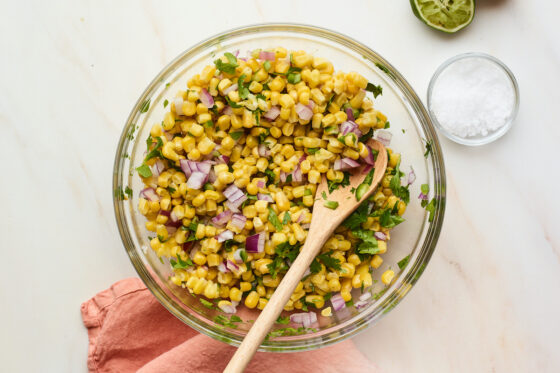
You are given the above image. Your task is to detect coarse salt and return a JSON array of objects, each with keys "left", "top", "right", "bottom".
[{"left": 430, "top": 56, "right": 515, "bottom": 138}]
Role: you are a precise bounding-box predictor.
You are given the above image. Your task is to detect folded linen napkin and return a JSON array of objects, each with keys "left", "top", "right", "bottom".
[{"left": 81, "top": 278, "right": 380, "bottom": 373}]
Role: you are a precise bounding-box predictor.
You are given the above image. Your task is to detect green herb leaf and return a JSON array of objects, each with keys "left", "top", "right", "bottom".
[
  {"left": 423, "top": 139, "right": 433, "bottom": 158},
  {"left": 327, "top": 171, "right": 350, "bottom": 193},
  {"left": 214, "top": 53, "right": 238, "bottom": 74},
  {"left": 124, "top": 186, "right": 133, "bottom": 198},
  {"left": 307, "top": 148, "right": 319, "bottom": 155},
  {"left": 425, "top": 198, "right": 437, "bottom": 222},
  {"left": 324, "top": 200, "right": 339, "bottom": 209},
  {"left": 170, "top": 254, "right": 193, "bottom": 270},
  {"left": 375, "top": 208, "right": 405, "bottom": 228},
  {"left": 136, "top": 164, "right": 152, "bottom": 178},
  {"left": 144, "top": 136, "right": 164, "bottom": 163},
  {"left": 389, "top": 161, "right": 410, "bottom": 204},
  {"left": 384, "top": 121, "right": 391, "bottom": 129},
  {"left": 365, "top": 82, "right": 383, "bottom": 98},
  {"left": 230, "top": 130, "right": 244, "bottom": 140},
  {"left": 282, "top": 212, "right": 291, "bottom": 225},
  {"left": 268, "top": 207, "right": 283, "bottom": 232},
  {"left": 237, "top": 74, "right": 250, "bottom": 100},
  {"left": 303, "top": 189, "right": 312, "bottom": 196},
  {"left": 199, "top": 298, "right": 214, "bottom": 309},
  {"left": 225, "top": 96, "right": 242, "bottom": 108},
  {"left": 204, "top": 120, "right": 214, "bottom": 128},
  {"left": 421, "top": 184, "right": 429, "bottom": 195},
  {"left": 276, "top": 316, "right": 290, "bottom": 324},
  {"left": 163, "top": 99, "right": 169, "bottom": 108},
  {"left": 316, "top": 251, "right": 342, "bottom": 271},
  {"left": 310, "top": 258, "right": 322, "bottom": 274},
  {"left": 321, "top": 191, "right": 327, "bottom": 200},
  {"left": 351, "top": 229, "right": 380, "bottom": 255},
  {"left": 263, "top": 60, "right": 271, "bottom": 71},
  {"left": 397, "top": 255, "right": 410, "bottom": 270},
  {"left": 343, "top": 202, "right": 369, "bottom": 230}
]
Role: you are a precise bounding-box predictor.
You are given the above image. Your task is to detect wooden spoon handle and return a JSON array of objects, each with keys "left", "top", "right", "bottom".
[{"left": 224, "top": 224, "right": 332, "bottom": 373}]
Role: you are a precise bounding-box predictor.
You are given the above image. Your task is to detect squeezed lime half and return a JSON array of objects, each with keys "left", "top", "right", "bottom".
[{"left": 410, "top": 0, "right": 475, "bottom": 33}]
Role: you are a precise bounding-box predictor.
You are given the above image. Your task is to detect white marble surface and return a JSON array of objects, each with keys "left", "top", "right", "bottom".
[{"left": 1, "top": 0, "right": 559, "bottom": 372}]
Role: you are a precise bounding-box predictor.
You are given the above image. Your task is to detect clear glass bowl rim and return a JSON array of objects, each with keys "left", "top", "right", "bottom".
[
  {"left": 113, "top": 23, "right": 446, "bottom": 352},
  {"left": 427, "top": 52, "right": 520, "bottom": 146}
]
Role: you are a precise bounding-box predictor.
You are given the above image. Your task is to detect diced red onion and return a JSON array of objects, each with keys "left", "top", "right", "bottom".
[
  {"left": 166, "top": 211, "right": 182, "bottom": 228},
  {"left": 231, "top": 214, "right": 247, "bottom": 230},
  {"left": 217, "top": 262, "right": 229, "bottom": 273},
  {"left": 418, "top": 192, "right": 428, "bottom": 200},
  {"left": 223, "top": 83, "right": 238, "bottom": 95},
  {"left": 362, "top": 145, "right": 375, "bottom": 166},
  {"left": 375, "top": 130, "right": 392, "bottom": 146},
  {"left": 331, "top": 293, "right": 346, "bottom": 311},
  {"left": 334, "top": 157, "right": 360, "bottom": 171},
  {"left": 140, "top": 188, "right": 159, "bottom": 201},
  {"left": 290, "top": 313, "right": 304, "bottom": 324},
  {"left": 200, "top": 88, "right": 214, "bottom": 108},
  {"left": 257, "top": 193, "right": 273, "bottom": 202},
  {"left": 216, "top": 155, "right": 230, "bottom": 164},
  {"left": 231, "top": 300, "right": 239, "bottom": 307},
  {"left": 407, "top": 166, "right": 416, "bottom": 185},
  {"left": 186, "top": 171, "right": 206, "bottom": 190},
  {"left": 189, "top": 246, "right": 198, "bottom": 260},
  {"left": 340, "top": 121, "right": 357, "bottom": 136},
  {"left": 233, "top": 248, "right": 244, "bottom": 263},
  {"left": 354, "top": 300, "right": 368, "bottom": 309},
  {"left": 359, "top": 292, "right": 372, "bottom": 301},
  {"left": 223, "top": 106, "right": 233, "bottom": 115},
  {"left": 225, "top": 201, "right": 240, "bottom": 213},
  {"left": 297, "top": 212, "right": 305, "bottom": 223},
  {"left": 300, "top": 223, "right": 310, "bottom": 229},
  {"left": 218, "top": 302, "right": 237, "bottom": 314},
  {"left": 374, "top": 232, "right": 387, "bottom": 241},
  {"left": 159, "top": 210, "right": 170, "bottom": 217},
  {"left": 163, "top": 131, "right": 173, "bottom": 141},
  {"left": 263, "top": 106, "right": 280, "bottom": 121},
  {"left": 212, "top": 210, "right": 232, "bottom": 228},
  {"left": 226, "top": 259, "right": 239, "bottom": 272},
  {"left": 259, "top": 51, "right": 276, "bottom": 61},
  {"left": 258, "top": 144, "right": 270, "bottom": 157},
  {"left": 295, "top": 103, "right": 313, "bottom": 121},
  {"left": 173, "top": 97, "right": 184, "bottom": 115},
  {"left": 307, "top": 100, "right": 315, "bottom": 110},
  {"left": 217, "top": 230, "right": 234, "bottom": 243},
  {"left": 280, "top": 172, "right": 287, "bottom": 183},
  {"left": 233, "top": 49, "right": 239, "bottom": 57},
  {"left": 246, "top": 232, "right": 265, "bottom": 253},
  {"left": 183, "top": 241, "right": 194, "bottom": 252},
  {"left": 362, "top": 164, "right": 373, "bottom": 175},
  {"left": 345, "top": 107, "right": 354, "bottom": 122},
  {"left": 223, "top": 185, "right": 247, "bottom": 210},
  {"left": 290, "top": 311, "right": 316, "bottom": 327},
  {"left": 180, "top": 159, "right": 193, "bottom": 178},
  {"left": 166, "top": 226, "right": 177, "bottom": 236},
  {"left": 257, "top": 181, "right": 265, "bottom": 188},
  {"left": 292, "top": 165, "right": 302, "bottom": 182}
]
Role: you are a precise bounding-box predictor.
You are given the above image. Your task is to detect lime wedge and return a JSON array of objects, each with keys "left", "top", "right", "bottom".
[{"left": 410, "top": 0, "right": 475, "bottom": 33}]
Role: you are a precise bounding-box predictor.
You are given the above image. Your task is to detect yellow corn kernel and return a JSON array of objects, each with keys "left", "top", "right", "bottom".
[
  {"left": 257, "top": 298, "right": 268, "bottom": 310},
  {"left": 262, "top": 275, "right": 280, "bottom": 288},
  {"left": 305, "top": 295, "right": 325, "bottom": 309},
  {"left": 229, "top": 287, "right": 242, "bottom": 302},
  {"left": 381, "top": 269, "right": 395, "bottom": 285},
  {"left": 271, "top": 232, "right": 287, "bottom": 246},
  {"left": 191, "top": 193, "right": 206, "bottom": 207},
  {"left": 307, "top": 170, "right": 321, "bottom": 184},
  {"left": 244, "top": 291, "right": 260, "bottom": 309},
  {"left": 239, "top": 281, "right": 252, "bottom": 292},
  {"left": 321, "top": 306, "right": 332, "bottom": 317},
  {"left": 347, "top": 254, "right": 361, "bottom": 266},
  {"left": 274, "top": 191, "right": 290, "bottom": 211},
  {"left": 197, "top": 137, "right": 216, "bottom": 155},
  {"left": 204, "top": 281, "right": 219, "bottom": 298},
  {"left": 377, "top": 240, "right": 387, "bottom": 254}
]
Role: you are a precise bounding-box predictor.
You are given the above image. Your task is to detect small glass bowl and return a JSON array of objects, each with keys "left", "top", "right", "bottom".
[
  {"left": 427, "top": 52, "right": 519, "bottom": 146},
  {"left": 113, "top": 23, "right": 446, "bottom": 352}
]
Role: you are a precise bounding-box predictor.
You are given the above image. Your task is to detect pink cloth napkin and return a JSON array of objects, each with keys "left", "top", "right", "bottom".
[{"left": 81, "top": 278, "right": 380, "bottom": 373}]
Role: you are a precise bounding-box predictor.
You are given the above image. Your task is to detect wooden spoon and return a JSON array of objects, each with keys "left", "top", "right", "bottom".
[{"left": 224, "top": 139, "right": 387, "bottom": 373}]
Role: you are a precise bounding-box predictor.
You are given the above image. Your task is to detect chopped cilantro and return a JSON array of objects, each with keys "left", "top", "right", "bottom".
[
  {"left": 307, "top": 148, "right": 319, "bottom": 155},
  {"left": 268, "top": 207, "right": 283, "bottom": 232},
  {"left": 204, "top": 120, "right": 214, "bottom": 128},
  {"left": 345, "top": 299, "right": 354, "bottom": 307},
  {"left": 398, "top": 255, "right": 410, "bottom": 270},
  {"left": 359, "top": 128, "right": 374, "bottom": 143},
  {"left": 239, "top": 249, "right": 248, "bottom": 263},
  {"left": 425, "top": 198, "right": 437, "bottom": 222},
  {"left": 303, "top": 189, "right": 312, "bottom": 196},
  {"left": 389, "top": 161, "right": 410, "bottom": 204},
  {"left": 327, "top": 171, "right": 350, "bottom": 193},
  {"left": 167, "top": 186, "right": 176, "bottom": 194},
  {"left": 214, "top": 52, "right": 238, "bottom": 74},
  {"left": 237, "top": 74, "right": 249, "bottom": 100},
  {"left": 199, "top": 298, "right": 214, "bottom": 309},
  {"left": 384, "top": 121, "right": 391, "bottom": 129},
  {"left": 114, "top": 188, "right": 125, "bottom": 200},
  {"left": 229, "top": 130, "right": 244, "bottom": 140},
  {"left": 225, "top": 96, "right": 242, "bottom": 108},
  {"left": 355, "top": 167, "right": 375, "bottom": 201},
  {"left": 342, "top": 202, "right": 369, "bottom": 230},
  {"left": 282, "top": 212, "right": 291, "bottom": 225},
  {"left": 263, "top": 60, "right": 271, "bottom": 71},
  {"left": 375, "top": 208, "right": 405, "bottom": 228},
  {"left": 276, "top": 316, "right": 290, "bottom": 324},
  {"left": 264, "top": 169, "right": 276, "bottom": 183},
  {"left": 321, "top": 191, "right": 327, "bottom": 200},
  {"left": 163, "top": 99, "right": 169, "bottom": 108},
  {"left": 351, "top": 229, "right": 380, "bottom": 255},
  {"left": 144, "top": 136, "right": 164, "bottom": 162},
  {"left": 136, "top": 164, "right": 152, "bottom": 178},
  {"left": 124, "top": 186, "right": 133, "bottom": 198},
  {"left": 310, "top": 258, "right": 322, "bottom": 274},
  {"left": 316, "top": 251, "right": 342, "bottom": 271},
  {"left": 365, "top": 82, "right": 383, "bottom": 98},
  {"left": 214, "top": 314, "right": 242, "bottom": 328},
  {"left": 402, "top": 129, "right": 406, "bottom": 134}
]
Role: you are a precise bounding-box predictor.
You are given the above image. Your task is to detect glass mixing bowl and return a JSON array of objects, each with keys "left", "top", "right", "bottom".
[{"left": 113, "top": 23, "right": 446, "bottom": 352}]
